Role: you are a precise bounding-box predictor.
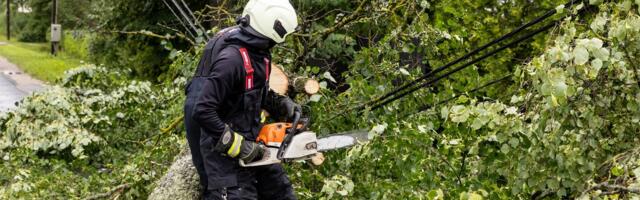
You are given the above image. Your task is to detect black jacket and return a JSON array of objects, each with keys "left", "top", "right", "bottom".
[
  {"left": 191, "top": 26, "right": 286, "bottom": 140},
  {"left": 187, "top": 26, "right": 289, "bottom": 189}
]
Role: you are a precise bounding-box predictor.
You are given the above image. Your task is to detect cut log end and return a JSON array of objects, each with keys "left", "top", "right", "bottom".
[
  {"left": 269, "top": 64, "right": 289, "bottom": 95},
  {"left": 293, "top": 77, "right": 320, "bottom": 95},
  {"left": 303, "top": 79, "right": 320, "bottom": 95},
  {"left": 310, "top": 153, "right": 325, "bottom": 166},
  {"left": 269, "top": 64, "right": 320, "bottom": 95}
]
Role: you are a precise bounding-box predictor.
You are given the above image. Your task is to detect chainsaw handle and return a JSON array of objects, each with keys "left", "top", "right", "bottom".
[
  {"left": 278, "top": 111, "right": 301, "bottom": 160},
  {"left": 287, "top": 111, "right": 301, "bottom": 134}
]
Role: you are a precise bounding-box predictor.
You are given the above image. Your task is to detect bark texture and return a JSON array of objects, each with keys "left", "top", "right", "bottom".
[{"left": 148, "top": 147, "right": 200, "bottom": 200}]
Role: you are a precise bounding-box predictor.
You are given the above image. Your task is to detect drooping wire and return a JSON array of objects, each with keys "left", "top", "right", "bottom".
[
  {"left": 162, "top": 0, "right": 197, "bottom": 39},
  {"left": 162, "top": 0, "right": 211, "bottom": 41},
  {"left": 353, "top": 0, "right": 581, "bottom": 112},
  {"left": 369, "top": 22, "right": 558, "bottom": 111},
  {"left": 179, "top": 0, "right": 210, "bottom": 40},
  {"left": 170, "top": 0, "right": 201, "bottom": 37},
  {"left": 400, "top": 74, "right": 512, "bottom": 119}
]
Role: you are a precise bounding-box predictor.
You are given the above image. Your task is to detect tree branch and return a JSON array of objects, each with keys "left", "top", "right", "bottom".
[
  {"left": 581, "top": 182, "right": 640, "bottom": 197},
  {"left": 107, "top": 30, "right": 195, "bottom": 46},
  {"left": 293, "top": 0, "right": 369, "bottom": 71},
  {"left": 84, "top": 183, "right": 130, "bottom": 200}
]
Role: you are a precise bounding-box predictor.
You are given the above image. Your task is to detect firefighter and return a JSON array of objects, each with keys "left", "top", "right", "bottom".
[{"left": 184, "top": 0, "right": 300, "bottom": 199}]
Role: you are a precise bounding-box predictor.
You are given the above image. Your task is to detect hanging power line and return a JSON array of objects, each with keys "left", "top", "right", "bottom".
[
  {"left": 369, "top": 22, "right": 558, "bottom": 111},
  {"left": 169, "top": 0, "right": 203, "bottom": 39},
  {"left": 353, "top": 0, "right": 581, "bottom": 112},
  {"left": 400, "top": 74, "right": 512, "bottom": 119},
  {"left": 179, "top": 0, "right": 209, "bottom": 40},
  {"left": 162, "top": 0, "right": 197, "bottom": 39}
]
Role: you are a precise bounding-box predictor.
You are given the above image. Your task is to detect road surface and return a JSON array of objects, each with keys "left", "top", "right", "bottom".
[
  {"left": 0, "top": 55, "right": 44, "bottom": 112},
  {"left": 0, "top": 73, "right": 26, "bottom": 111}
]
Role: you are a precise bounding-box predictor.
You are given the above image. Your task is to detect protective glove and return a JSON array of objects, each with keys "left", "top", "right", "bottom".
[
  {"left": 280, "top": 97, "right": 302, "bottom": 120},
  {"left": 215, "top": 125, "right": 265, "bottom": 162}
]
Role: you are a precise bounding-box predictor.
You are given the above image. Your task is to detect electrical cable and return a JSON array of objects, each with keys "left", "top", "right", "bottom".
[
  {"left": 400, "top": 74, "right": 512, "bottom": 119},
  {"left": 162, "top": 0, "right": 196, "bottom": 39},
  {"left": 179, "top": 0, "right": 210, "bottom": 40},
  {"left": 170, "top": 0, "right": 201, "bottom": 38},
  {"left": 370, "top": 22, "right": 558, "bottom": 110},
  {"left": 355, "top": 0, "right": 580, "bottom": 111}
]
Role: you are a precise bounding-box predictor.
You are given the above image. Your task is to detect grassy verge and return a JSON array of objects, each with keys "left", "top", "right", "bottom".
[{"left": 0, "top": 36, "right": 84, "bottom": 83}]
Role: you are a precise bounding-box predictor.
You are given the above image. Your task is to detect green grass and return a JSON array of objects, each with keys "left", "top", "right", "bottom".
[{"left": 0, "top": 35, "right": 84, "bottom": 83}]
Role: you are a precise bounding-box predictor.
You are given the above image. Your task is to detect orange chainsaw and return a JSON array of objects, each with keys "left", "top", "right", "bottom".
[{"left": 239, "top": 112, "right": 369, "bottom": 167}]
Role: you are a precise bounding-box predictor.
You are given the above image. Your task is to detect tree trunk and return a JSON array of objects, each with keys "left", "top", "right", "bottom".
[{"left": 148, "top": 146, "right": 200, "bottom": 200}]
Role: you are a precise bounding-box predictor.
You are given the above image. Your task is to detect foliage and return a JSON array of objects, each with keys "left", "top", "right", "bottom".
[
  {"left": 297, "top": 1, "right": 640, "bottom": 199},
  {"left": 0, "top": 66, "right": 186, "bottom": 198},
  {"left": 14, "top": 0, "right": 51, "bottom": 42},
  {"left": 85, "top": 0, "right": 212, "bottom": 81},
  {"left": 62, "top": 30, "right": 91, "bottom": 61}
]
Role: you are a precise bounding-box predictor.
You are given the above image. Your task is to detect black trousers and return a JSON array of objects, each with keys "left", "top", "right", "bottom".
[
  {"left": 186, "top": 78, "right": 296, "bottom": 199},
  {"left": 202, "top": 164, "right": 296, "bottom": 200},
  {"left": 184, "top": 78, "right": 209, "bottom": 190}
]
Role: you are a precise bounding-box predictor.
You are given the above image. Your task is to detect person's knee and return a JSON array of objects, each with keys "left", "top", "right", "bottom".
[{"left": 203, "top": 187, "right": 258, "bottom": 200}]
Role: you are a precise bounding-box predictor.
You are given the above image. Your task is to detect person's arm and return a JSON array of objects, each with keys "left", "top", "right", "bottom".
[
  {"left": 263, "top": 89, "right": 287, "bottom": 120},
  {"left": 192, "top": 48, "right": 266, "bottom": 162},
  {"left": 263, "top": 89, "right": 301, "bottom": 121},
  {"left": 192, "top": 49, "right": 241, "bottom": 139}
]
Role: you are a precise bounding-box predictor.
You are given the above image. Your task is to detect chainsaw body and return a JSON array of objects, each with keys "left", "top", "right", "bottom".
[
  {"left": 240, "top": 120, "right": 319, "bottom": 167},
  {"left": 239, "top": 112, "right": 369, "bottom": 167}
]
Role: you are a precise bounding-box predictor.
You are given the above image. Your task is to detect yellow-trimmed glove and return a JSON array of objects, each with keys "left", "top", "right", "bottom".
[{"left": 215, "top": 125, "right": 265, "bottom": 162}]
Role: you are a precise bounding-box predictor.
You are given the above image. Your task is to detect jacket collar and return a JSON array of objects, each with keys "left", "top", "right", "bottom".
[{"left": 225, "top": 26, "right": 274, "bottom": 53}]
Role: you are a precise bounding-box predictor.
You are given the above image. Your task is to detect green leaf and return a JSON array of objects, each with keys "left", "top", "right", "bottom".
[
  {"left": 450, "top": 105, "right": 470, "bottom": 123},
  {"left": 441, "top": 106, "right": 450, "bottom": 120},
  {"left": 611, "top": 165, "right": 624, "bottom": 176},
  {"left": 427, "top": 189, "right": 444, "bottom": 200},
  {"left": 500, "top": 144, "right": 510, "bottom": 154},
  {"left": 556, "top": 5, "right": 565, "bottom": 14},
  {"left": 589, "top": 0, "right": 603, "bottom": 5},
  {"left": 546, "top": 178, "right": 560, "bottom": 189},
  {"left": 319, "top": 81, "right": 327, "bottom": 89},
  {"left": 399, "top": 68, "right": 410, "bottom": 76},
  {"left": 590, "top": 14, "right": 608, "bottom": 32},
  {"left": 587, "top": 38, "right": 604, "bottom": 50},
  {"left": 573, "top": 46, "right": 590, "bottom": 65},
  {"left": 620, "top": 0, "right": 633, "bottom": 11},
  {"left": 309, "top": 94, "right": 322, "bottom": 102},
  {"left": 509, "top": 138, "right": 520, "bottom": 148},
  {"left": 468, "top": 193, "right": 483, "bottom": 200},
  {"left": 592, "top": 48, "right": 610, "bottom": 61},
  {"left": 590, "top": 59, "right": 603, "bottom": 76},
  {"left": 548, "top": 47, "right": 565, "bottom": 63}
]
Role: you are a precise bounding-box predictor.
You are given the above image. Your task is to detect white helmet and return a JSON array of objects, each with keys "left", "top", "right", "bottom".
[{"left": 241, "top": 0, "right": 298, "bottom": 43}]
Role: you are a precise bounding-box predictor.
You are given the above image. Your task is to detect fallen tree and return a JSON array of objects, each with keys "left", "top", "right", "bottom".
[{"left": 148, "top": 147, "right": 200, "bottom": 200}]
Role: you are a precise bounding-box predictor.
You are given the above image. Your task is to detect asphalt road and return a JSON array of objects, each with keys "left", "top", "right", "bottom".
[
  {"left": 0, "top": 73, "right": 26, "bottom": 111},
  {"left": 0, "top": 55, "right": 44, "bottom": 112}
]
